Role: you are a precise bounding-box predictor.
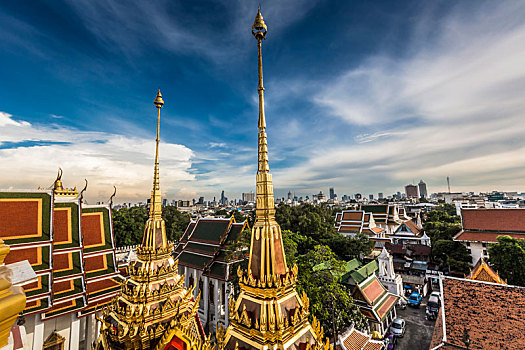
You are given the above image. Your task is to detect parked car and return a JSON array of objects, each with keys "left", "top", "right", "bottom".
[
  {"left": 426, "top": 293, "right": 441, "bottom": 320},
  {"left": 430, "top": 291, "right": 441, "bottom": 299},
  {"left": 389, "top": 318, "right": 406, "bottom": 337},
  {"left": 384, "top": 333, "right": 397, "bottom": 350},
  {"left": 408, "top": 292, "right": 422, "bottom": 307}
]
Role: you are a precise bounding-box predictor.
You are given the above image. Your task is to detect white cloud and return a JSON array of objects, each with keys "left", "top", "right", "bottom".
[{"left": 0, "top": 112, "right": 195, "bottom": 203}]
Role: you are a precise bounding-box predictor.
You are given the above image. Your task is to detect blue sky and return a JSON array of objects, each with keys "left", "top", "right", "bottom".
[{"left": 1, "top": 0, "right": 525, "bottom": 203}]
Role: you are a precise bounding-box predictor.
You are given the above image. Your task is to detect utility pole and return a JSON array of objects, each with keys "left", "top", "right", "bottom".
[{"left": 331, "top": 295, "right": 337, "bottom": 350}]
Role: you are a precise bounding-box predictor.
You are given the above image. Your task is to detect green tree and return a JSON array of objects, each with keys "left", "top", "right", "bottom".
[
  {"left": 162, "top": 206, "right": 190, "bottom": 242},
  {"left": 112, "top": 207, "right": 148, "bottom": 246},
  {"left": 112, "top": 206, "right": 190, "bottom": 246},
  {"left": 432, "top": 240, "right": 471, "bottom": 274},
  {"left": 296, "top": 245, "right": 368, "bottom": 337},
  {"left": 488, "top": 235, "right": 525, "bottom": 286}
]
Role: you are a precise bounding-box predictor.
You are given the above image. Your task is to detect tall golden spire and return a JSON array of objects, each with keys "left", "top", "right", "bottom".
[
  {"left": 249, "top": 7, "right": 288, "bottom": 281},
  {"left": 141, "top": 89, "right": 168, "bottom": 248},
  {"left": 217, "top": 9, "right": 330, "bottom": 350}
]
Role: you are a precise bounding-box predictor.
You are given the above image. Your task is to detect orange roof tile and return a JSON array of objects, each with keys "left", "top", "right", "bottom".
[
  {"left": 361, "top": 279, "right": 386, "bottom": 304},
  {"left": 376, "top": 294, "right": 397, "bottom": 319}
]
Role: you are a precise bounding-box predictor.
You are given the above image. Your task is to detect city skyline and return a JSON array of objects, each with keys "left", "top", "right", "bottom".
[{"left": 1, "top": 1, "right": 525, "bottom": 203}]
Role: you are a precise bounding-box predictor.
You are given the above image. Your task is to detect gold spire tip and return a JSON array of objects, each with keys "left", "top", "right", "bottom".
[
  {"left": 252, "top": 8, "right": 267, "bottom": 39},
  {"left": 154, "top": 89, "right": 164, "bottom": 108}
]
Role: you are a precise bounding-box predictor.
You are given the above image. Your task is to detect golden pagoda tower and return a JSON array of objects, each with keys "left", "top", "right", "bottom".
[
  {"left": 97, "top": 91, "right": 212, "bottom": 350},
  {"left": 217, "top": 9, "right": 330, "bottom": 350}
]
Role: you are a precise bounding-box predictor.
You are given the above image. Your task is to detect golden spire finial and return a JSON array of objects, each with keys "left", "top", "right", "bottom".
[
  {"left": 154, "top": 88, "right": 164, "bottom": 108},
  {"left": 252, "top": 7, "right": 267, "bottom": 40}
]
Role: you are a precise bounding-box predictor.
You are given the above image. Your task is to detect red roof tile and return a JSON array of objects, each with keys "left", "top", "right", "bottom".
[
  {"left": 0, "top": 200, "right": 40, "bottom": 238},
  {"left": 462, "top": 209, "right": 525, "bottom": 232},
  {"left": 454, "top": 231, "right": 525, "bottom": 243},
  {"left": 430, "top": 277, "right": 525, "bottom": 349}
]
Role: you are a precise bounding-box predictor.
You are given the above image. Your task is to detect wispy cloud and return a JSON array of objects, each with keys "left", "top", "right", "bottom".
[{"left": 274, "top": 0, "right": 525, "bottom": 195}]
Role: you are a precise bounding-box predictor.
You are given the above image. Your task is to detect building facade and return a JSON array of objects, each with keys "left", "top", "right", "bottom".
[{"left": 174, "top": 217, "right": 248, "bottom": 332}]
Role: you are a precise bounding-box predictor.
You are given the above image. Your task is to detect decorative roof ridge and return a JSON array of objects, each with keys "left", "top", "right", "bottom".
[{"left": 442, "top": 275, "right": 525, "bottom": 289}]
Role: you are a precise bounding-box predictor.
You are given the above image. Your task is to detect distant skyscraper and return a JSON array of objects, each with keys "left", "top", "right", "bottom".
[
  {"left": 242, "top": 191, "right": 255, "bottom": 203},
  {"left": 198, "top": 196, "right": 204, "bottom": 204},
  {"left": 329, "top": 187, "right": 335, "bottom": 200},
  {"left": 287, "top": 190, "right": 293, "bottom": 200},
  {"left": 418, "top": 180, "right": 428, "bottom": 198},
  {"left": 220, "top": 190, "right": 227, "bottom": 205},
  {"left": 162, "top": 198, "right": 167, "bottom": 206},
  {"left": 369, "top": 194, "right": 374, "bottom": 200},
  {"left": 405, "top": 184, "right": 419, "bottom": 198},
  {"left": 378, "top": 192, "right": 384, "bottom": 199}
]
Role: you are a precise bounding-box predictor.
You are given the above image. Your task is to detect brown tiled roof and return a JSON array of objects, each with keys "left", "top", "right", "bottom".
[
  {"left": 343, "top": 329, "right": 368, "bottom": 350},
  {"left": 462, "top": 209, "right": 525, "bottom": 232},
  {"left": 454, "top": 230, "right": 525, "bottom": 243},
  {"left": 403, "top": 219, "right": 421, "bottom": 234},
  {"left": 342, "top": 211, "right": 363, "bottom": 221},
  {"left": 340, "top": 327, "right": 384, "bottom": 350},
  {"left": 429, "top": 277, "right": 525, "bottom": 349}
]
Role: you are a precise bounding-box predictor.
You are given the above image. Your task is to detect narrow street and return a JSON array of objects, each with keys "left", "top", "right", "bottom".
[{"left": 394, "top": 297, "right": 436, "bottom": 350}]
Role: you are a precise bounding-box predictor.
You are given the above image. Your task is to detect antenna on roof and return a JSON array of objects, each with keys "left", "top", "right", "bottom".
[{"left": 447, "top": 176, "right": 451, "bottom": 194}]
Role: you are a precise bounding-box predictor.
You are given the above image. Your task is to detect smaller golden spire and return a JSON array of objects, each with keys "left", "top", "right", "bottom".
[
  {"left": 52, "top": 168, "right": 78, "bottom": 197},
  {"left": 54, "top": 168, "right": 63, "bottom": 191}
]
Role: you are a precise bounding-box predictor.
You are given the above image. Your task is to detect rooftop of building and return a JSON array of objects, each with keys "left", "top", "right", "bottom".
[{"left": 430, "top": 276, "right": 525, "bottom": 349}]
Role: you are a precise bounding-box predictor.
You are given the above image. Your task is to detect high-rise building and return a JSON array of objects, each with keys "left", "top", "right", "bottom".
[
  {"left": 198, "top": 196, "right": 204, "bottom": 204},
  {"left": 405, "top": 184, "right": 419, "bottom": 198},
  {"left": 287, "top": 190, "right": 293, "bottom": 200},
  {"left": 242, "top": 191, "right": 255, "bottom": 203},
  {"left": 218, "top": 9, "right": 329, "bottom": 349},
  {"left": 418, "top": 180, "right": 428, "bottom": 198},
  {"left": 369, "top": 194, "right": 374, "bottom": 200},
  {"left": 378, "top": 192, "right": 384, "bottom": 199},
  {"left": 329, "top": 187, "right": 335, "bottom": 200}
]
